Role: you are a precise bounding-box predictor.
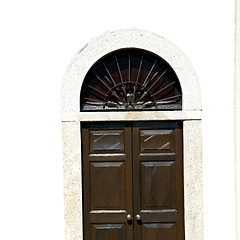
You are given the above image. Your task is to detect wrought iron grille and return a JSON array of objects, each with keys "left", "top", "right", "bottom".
[{"left": 80, "top": 48, "right": 182, "bottom": 111}]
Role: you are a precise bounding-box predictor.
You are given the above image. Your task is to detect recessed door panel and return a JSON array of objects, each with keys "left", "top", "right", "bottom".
[
  {"left": 82, "top": 121, "right": 184, "bottom": 240},
  {"left": 90, "top": 161, "right": 125, "bottom": 210},
  {"left": 140, "top": 129, "right": 175, "bottom": 154},
  {"left": 91, "top": 224, "right": 126, "bottom": 240},
  {"left": 142, "top": 223, "right": 176, "bottom": 240},
  {"left": 140, "top": 161, "right": 175, "bottom": 209},
  {"left": 89, "top": 129, "right": 125, "bottom": 153}
]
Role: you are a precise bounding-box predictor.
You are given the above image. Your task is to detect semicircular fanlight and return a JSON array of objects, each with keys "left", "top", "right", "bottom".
[{"left": 80, "top": 48, "right": 182, "bottom": 111}]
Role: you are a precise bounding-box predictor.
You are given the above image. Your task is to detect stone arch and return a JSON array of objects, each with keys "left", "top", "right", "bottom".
[
  {"left": 61, "top": 29, "right": 203, "bottom": 240},
  {"left": 61, "top": 29, "right": 201, "bottom": 113}
]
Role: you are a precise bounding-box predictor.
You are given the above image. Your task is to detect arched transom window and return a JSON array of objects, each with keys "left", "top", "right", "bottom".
[{"left": 80, "top": 48, "right": 182, "bottom": 111}]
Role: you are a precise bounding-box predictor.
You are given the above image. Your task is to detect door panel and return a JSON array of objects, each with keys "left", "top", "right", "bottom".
[
  {"left": 82, "top": 121, "right": 184, "bottom": 240},
  {"left": 142, "top": 223, "right": 176, "bottom": 240},
  {"left": 140, "top": 161, "right": 176, "bottom": 209},
  {"left": 139, "top": 129, "right": 175, "bottom": 154},
  {"left": 91, "top": 224, "right": 126, "bottom": 240},
  {"left": 90, "top": 161, "right": 125, "bottom": 210},
  {"left": 89, "top": 129, "right": 125, "bottom": 153}
]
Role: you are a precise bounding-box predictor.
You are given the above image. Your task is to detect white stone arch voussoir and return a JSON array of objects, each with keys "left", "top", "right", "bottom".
[{"left": 61, "top": 29, "right": 202, "bottom": 113}]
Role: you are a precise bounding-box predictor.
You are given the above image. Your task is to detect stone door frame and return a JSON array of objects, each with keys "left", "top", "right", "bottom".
[{"left": 61, "top": 29, "right": 203, "bottom": 240}]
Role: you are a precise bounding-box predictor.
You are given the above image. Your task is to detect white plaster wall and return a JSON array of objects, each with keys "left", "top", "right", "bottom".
[
  {"left": 0, "top": 1, "right": 235, "bottom": 240},
  {"left": 235, "top": 0, "right": 240, "bottom": 239}
]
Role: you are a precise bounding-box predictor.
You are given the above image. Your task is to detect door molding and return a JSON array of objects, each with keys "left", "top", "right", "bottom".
[{"left": 61, "top": 29, "right": 203, "bottom": 240}]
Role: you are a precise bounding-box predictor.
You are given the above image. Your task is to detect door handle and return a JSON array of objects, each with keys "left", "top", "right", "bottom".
[
  {"left": 136, "top": 214, "right": 141, "bottom": 221},
  {"left": 127, "top": 214, "right": 132, "bottom": 221}
]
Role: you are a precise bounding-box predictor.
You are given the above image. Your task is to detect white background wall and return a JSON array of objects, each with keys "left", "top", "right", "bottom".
[{"left": 0, "top": 0, "right": 235, "bottom": 239}]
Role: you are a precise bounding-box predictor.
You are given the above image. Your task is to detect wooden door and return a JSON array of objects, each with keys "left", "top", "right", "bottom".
[
  {"left": 81, "top": 121, "right": 184, "bottom": 240},
  {"left": 82, "top": 122, "right": 133, "bottom": 240},
  {"left": 132, "top": 122, "right": 184, "bottom": 240}
]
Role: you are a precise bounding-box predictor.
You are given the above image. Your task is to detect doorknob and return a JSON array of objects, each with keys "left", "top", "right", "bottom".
[
  {"left": 127, "top": 214, "right": 132, "bottom": 221},
  {"left": 136, "top": 214, "right": 141, "bottom": 221}
]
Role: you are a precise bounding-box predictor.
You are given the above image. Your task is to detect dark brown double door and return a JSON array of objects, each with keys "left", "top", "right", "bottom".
[{"left": 82, "top": 121, "right": 184, "bottom": 240}]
